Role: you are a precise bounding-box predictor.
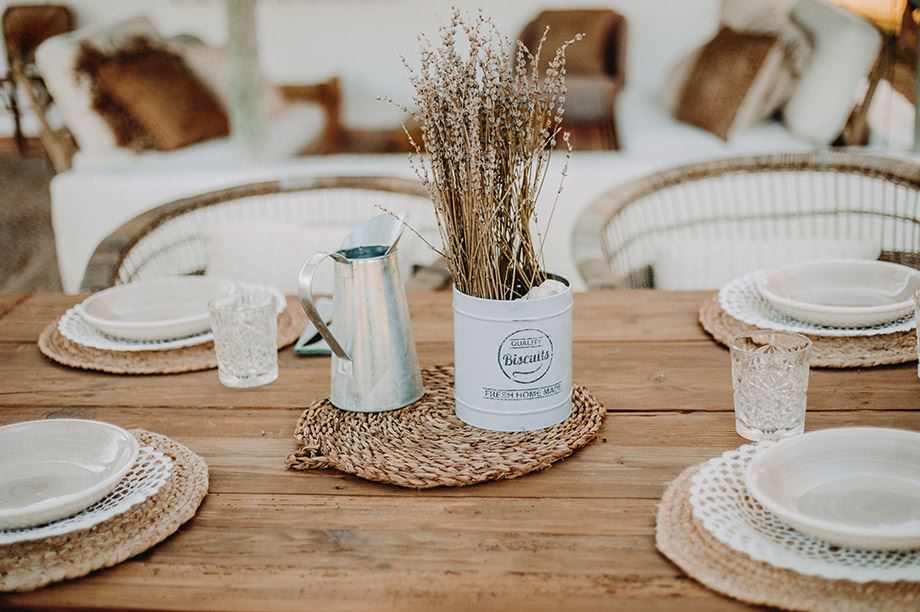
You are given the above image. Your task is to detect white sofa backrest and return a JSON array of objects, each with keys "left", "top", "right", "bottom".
[{"left": 255, "top": 0, "right": 723, "bottom": 129}]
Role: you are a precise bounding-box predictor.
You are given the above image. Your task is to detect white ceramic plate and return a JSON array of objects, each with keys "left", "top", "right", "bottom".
[
  {"left": 746, "top": 428, "right": 920, "bottom": 551},
  {"left": 0, "top": 419, "right": 139, "bottom": 529},
  {"left": 0, "top": 446, "right": 172, "bottom": 545},
  {"left": 691, "top": 442, "right": 920, "bottom": 582},
  {"left": 80, "top": 277, "right": 236, "bottom": 341},
  {"left": 757, "top": 259, "right": 920, "bottom": 328},
  {"left": 63, "top": 284, "right": 287, "bottom": 352},
  {"left": 719, "top": 273, "right": 916, "bottom": 337}
]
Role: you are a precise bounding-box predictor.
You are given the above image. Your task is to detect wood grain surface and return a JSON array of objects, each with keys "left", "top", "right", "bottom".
[{"left": 1, "top": 291, "right": 917, "bottom": 611}]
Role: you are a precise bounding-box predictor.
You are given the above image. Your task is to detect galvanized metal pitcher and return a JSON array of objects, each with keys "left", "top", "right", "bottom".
[{"left": 298, "top": 245, "right": 424, "bottom": 412}]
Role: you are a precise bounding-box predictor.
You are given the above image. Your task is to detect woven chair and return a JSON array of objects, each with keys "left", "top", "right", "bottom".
[
  {"left": 2, "top": 4, "right": 77, "bottom": 171},
  {"left": 80, "top": 176, "right": 440, "bottom": 292},
  {"left": 572, "top": 151, "right": 920, "bottom": 289}
]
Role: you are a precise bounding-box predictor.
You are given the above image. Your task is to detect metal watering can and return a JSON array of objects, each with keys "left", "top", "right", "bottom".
[{"left": 298, "top": 242, "right": 424, "bottom": 412}]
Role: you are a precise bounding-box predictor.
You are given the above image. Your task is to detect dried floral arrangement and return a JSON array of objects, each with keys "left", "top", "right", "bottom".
[{"left": 388, "top": 10, "right": 580, "bottom": 300}]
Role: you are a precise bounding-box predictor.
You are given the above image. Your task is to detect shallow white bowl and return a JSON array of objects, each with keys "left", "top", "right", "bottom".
[
  {"left": 80, "top": 277, "right": 235, "bottom": 341},
  {"left": 0, "top": 419, "right": 139, "bottom": 529},
  {"left": 756, "top": 259, "right": 920, "bottom": 328},
  {"left": 746, "top": 427, "right": 920, "bottom": 551}
]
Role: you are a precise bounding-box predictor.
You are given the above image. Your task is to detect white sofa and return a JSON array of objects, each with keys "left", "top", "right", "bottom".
[{"left": 43, "top": 0, "right": 896, "bottom": 292}]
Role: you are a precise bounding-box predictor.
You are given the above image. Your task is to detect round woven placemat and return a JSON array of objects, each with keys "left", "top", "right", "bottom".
[
  {"left": 286, "top": 365, "right": 605, "bottom": 489},
  {"left": 37, "top": 296, "right": 307, "bottom": 374},
  {"left": 0, "top": 430, "right": 208, "bottom": 592},
  {"left": 656, "top": 464, "right": 920, "bottom": 611},
  {"left": 699, "top": 296, "right": 917, "bottom": 368}
]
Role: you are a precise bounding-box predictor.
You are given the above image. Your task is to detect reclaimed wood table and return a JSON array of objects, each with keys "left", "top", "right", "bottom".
[{"left": 1, "top": 291, "right": 918, "bottom": 610}]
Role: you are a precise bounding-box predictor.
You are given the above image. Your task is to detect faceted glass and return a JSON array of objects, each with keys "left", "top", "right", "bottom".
[
  {"left": 730, "top": 331, "right": 811, "bottom": 442},
  {"left": 209, "top": 290, "right": 278, "bottom": 388}
]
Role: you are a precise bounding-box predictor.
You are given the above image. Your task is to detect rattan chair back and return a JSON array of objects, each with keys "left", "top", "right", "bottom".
[
  {"left": 81, "top": 176, "right": 436, "bottom": 291},
  {"left": 572, "top": 151, "right": 920, "bottom": 289}
]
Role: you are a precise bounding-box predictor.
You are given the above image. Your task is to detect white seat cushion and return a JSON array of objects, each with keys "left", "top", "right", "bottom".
[
  {"left": 618, "top": 88, "right": 811, "bottom": 165},
  {"left": 652, "top": 238, "right": 882, "bottom": 290},
  {"left": 203, "top": 219, "right": 417, "bottom": 295},
  {"left": 783, "top": 0, "right": 881, "bottom": 145},
  {"left": 71, "top": 103, "right": 326, "bottom": 171}
]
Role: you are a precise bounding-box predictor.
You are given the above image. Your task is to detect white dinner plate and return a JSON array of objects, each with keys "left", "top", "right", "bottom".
[
  {"left": 0, "top": 419, "right": 139, "bottom": 529},
  {"left": 80, "top": 277, "right": 236, "bottom": 341},
  {"left": 746, "top": 428, "right": 920, "bottom": 551},
  {"left": 756, "top": 259, "right": 920, "bottom": 328}
]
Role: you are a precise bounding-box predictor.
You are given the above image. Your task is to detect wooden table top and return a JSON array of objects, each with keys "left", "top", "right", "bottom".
[{"left": 1, "top": 291, "right": 917, "bottom": 611}]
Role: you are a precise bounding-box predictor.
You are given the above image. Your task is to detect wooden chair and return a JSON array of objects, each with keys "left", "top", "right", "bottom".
[
  {"left": 518, "top": 9, "right": 627, "bottom": 150},
  {"left": 2, "top": 4, "right": 77, "bottom": 171},
  {"left": 572, "top": 151, "right": 920, "bottom": 289},
  {"left": 80, "top": 176, "right": 443, "bottom": 292}
]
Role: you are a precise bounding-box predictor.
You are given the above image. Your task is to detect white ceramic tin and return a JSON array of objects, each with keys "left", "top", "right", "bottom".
[{"left": 452, "top": 278, "right": 573, "bottom": 431}]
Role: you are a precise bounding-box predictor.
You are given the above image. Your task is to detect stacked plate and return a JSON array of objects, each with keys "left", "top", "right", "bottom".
[
  {"left": 60, "top": 277, "right": 285, "bottom": 351},
  {"left": 690, "top": 428, "right": 920, "bottom": 582},
  {"left": 720, "top": 259, "right": 920, "bottom": 338},
  {"left": 0, "top": 420, "right": 173, "bottom": 544}
]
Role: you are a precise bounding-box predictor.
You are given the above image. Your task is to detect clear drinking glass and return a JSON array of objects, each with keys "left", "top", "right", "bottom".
[
  {"left": 914, "top": 290, "right": 920, "bottom": 379},
  {"left": 730, "top": 331, "right": 811, "bottom": 442},
  {"left": 208, "top": 290, "right": 278, "bottom": 388}
]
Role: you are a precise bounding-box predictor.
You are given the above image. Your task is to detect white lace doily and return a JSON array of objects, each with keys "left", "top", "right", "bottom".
[
  {"left": 60, "top": 284, "right": 286, "bottom": 352},
  {"left": 719, "top": 273, "right": 916, "bottom": 338},
  {"left": 0, "top": 446, "right": 173, "bottom": 545},
  {"left": 689, "top": 443, "right": 920, "bottom": 583}
]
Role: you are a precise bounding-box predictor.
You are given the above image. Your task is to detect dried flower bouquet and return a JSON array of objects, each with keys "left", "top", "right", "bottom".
[{"left": 390, "top": 10, "right": 580, "bottom": 300}]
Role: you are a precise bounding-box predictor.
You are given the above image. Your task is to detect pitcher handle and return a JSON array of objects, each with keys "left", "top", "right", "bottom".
[{"left": 298, "top": 252, "right": 350, "bottom": 361}]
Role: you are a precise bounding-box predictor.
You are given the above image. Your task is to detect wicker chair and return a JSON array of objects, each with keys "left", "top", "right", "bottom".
[
  {"left": 80, "top": 176, "right": 440, "bottom": 292},
  {"left": 572, "top": 151, "right": 920, "bottom": 289},
  {"left": 2, "top": 4, "right": 77, "bottom": 171}
]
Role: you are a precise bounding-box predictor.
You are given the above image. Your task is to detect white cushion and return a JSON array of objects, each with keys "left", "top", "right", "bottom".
[
  {"left": 205, "top": 221, "right": 345, "bottom": 295},
  {"left": 867, "top": 80, "right": 915, "bottom": 151},
  {"left": 204, "top": 219, "right": 418, "bottom": 296},
  {"left": 660, "top": 6, "right": 813, "bottom": 138},
  {"left": 71, "top": 102, "right": 326, "bottom": 171},
  {"left": 721, "top": 0, "right": 796, "bottom": 28},
  {"left": 35, "top": 16, "right": 159, "bottom": 155},
  {"left": 175, "top": 38, "right": 288, "bottom": 120},
  {"left": 619, "top": 89, "right": 811, "bottom": 165},
  {"left": 783, "top": 0, "right": 881, "bottom": 145},
  {"left": 652, "top": 238, "right": 882, "bottom": 290}
]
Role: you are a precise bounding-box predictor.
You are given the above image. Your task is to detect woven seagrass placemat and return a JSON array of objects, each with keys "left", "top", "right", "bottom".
[
  {"left": 656, "top": 464, "right": 920, "bottom": 611},
  {"left": 37, "top": 296, "right": 307, "bottom": 375},
  {"left": 0, "top": 430, "right": 208, "bottom": 592},
  {"left": 699, "top": 296, "right": 916, "bottom": 368},
  {"left": 286, "top": 365, "right": 605, "bottom": 489}
]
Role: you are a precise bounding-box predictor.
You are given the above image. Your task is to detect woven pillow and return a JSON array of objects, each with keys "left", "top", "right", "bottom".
[
  {"left": 674, "top": 27, "right": 784, "bottom": 140},
  {"left": 76, "top": 36, "right": 228, "bottom": 151}
]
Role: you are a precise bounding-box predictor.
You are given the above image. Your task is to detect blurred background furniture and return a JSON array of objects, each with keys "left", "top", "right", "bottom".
[
  {"left": 572, "top": 151, "right": 920, "bottom": 289},
  {"left": 832, "top": 0, "right": 917, "bottom": 146},
  {"left": 6, "top": 0, "right": 899, "bottom": 292},
  {"left": 6, "top": 12, "right": 341, "bottom": 173},
  {"left": 518, "top": 9, "right": 627, "bottom": 150},
  {"left": 2, "top": 4, "right": 75, "bottom": 169},
  {"left": 80, "top": 176, "right": 442, "bottom": 293}
]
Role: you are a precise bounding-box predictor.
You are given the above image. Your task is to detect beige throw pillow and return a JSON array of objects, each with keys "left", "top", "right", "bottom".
[
  {"left": 674, "top": 27, "right": 784, "bottom": 140},
  {"left": 660, "top": 15, "right": 813, "bottom": 139}
]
